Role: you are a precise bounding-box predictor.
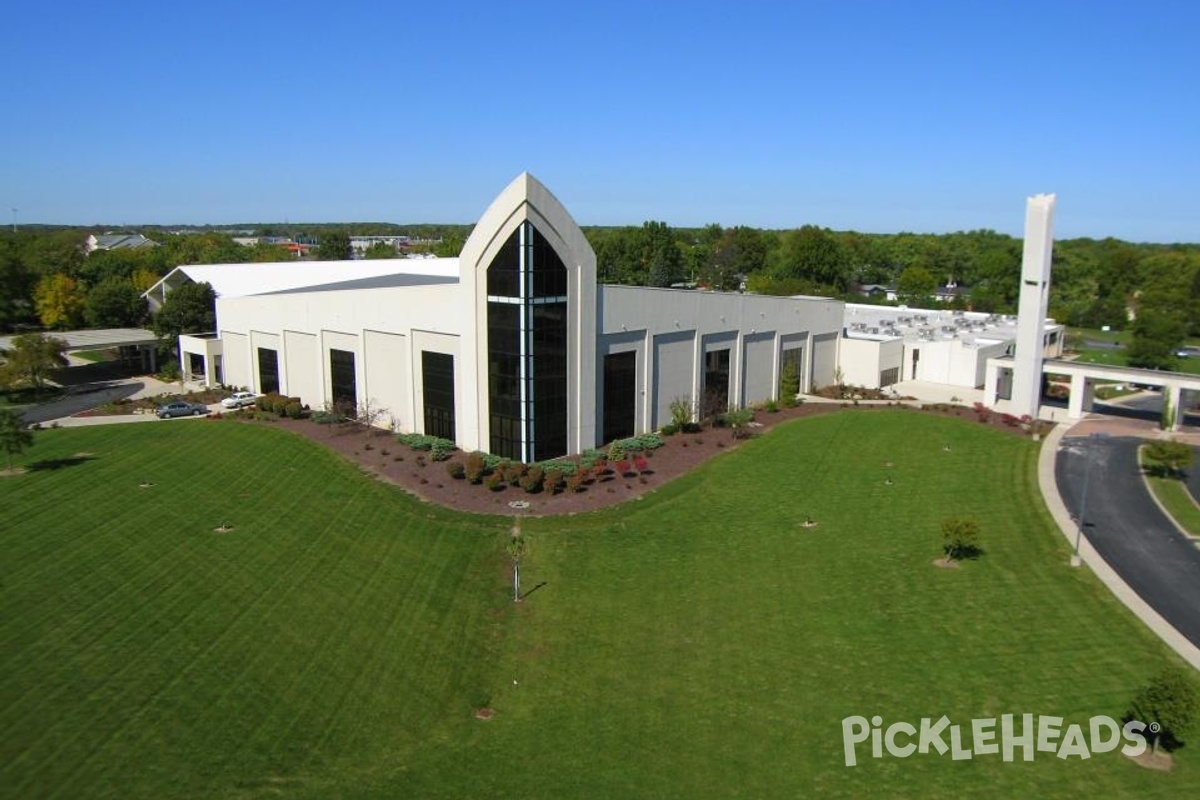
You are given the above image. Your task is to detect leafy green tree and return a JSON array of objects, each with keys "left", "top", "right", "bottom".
[
  {"left": 941, "top": 516, "right": 981, "bottom": 561},
  {"left": 153, "top": 281, "right": 216, "bottom": 342},
  {"left": 769, "top": 225, "right": 850, "bottom": 292},
  {"left": 0, "top": 333, "right": 68, "bottom": 389},
  {"left": 0, "top": 237, "right": 35, "bottom": 329},
  {"left": 363, "top": 241, "right": 397, "bottom": 259},
  {"left": 21, "top": 231, "right": 85, "bottom": 278},
  {"left": 315, "top": 232, "right": 352, "bottom": 261},
  {"left": 708, "top": 226, "right": 766, "bottom": 291},
  {"left": 85, "top": 278, "right": 147, "bottom": 328},
  {"left": 1127, "top": 288, "right": 1186, "bottom": 370},
  {"left": 433, "top": 231, "right": 467, "bottom": 258},
  {"left": 1130, "top": 666, "right": 1199, "bottom": 754},
  {"left": 33, "top": 273, "right": 85, "bottom": 329},
  {"left": 897, "top": 265, "right": 937, "bottom": 306},
  {"left": 250, "top": 243, "right": 294, "bottom": 262},
  {"left": 0, "top": 408, "right": 34, "bottom": 472},
  {"left": 639, "top": 221, "right": 682, "bottom": 288},
  {"left": 131, "top": 267, "right": 162, "bottom": 292}
]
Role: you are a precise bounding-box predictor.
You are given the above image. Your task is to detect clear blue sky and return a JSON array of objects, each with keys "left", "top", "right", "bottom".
[{"left": 3, "top": 0, "right": 1197, "bottom": 241}]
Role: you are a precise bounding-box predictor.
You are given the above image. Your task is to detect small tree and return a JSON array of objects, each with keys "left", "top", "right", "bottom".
[
  {"left": 941, "top": 516, "right": 981, "bottom": 561},
  {"left": 1143, "top": 439, "right": 1194, "bottom": 478},
  {"left": 356, "top": 398, "right": 387, "bottom": 440},
  {"left": 779, "top": 362, "right": 800, "bottom": 407},
  {"left": 0, "top": 333, "right": 69, "bottom": 389},
  {"left": 506, "top": 528, "right": 528, "bottom": 603},
  {"left": 1130, "top": 666, "right": 1199, "bottom": 755},
  {"left": 0, "top": 408, "right": 34, "bottom": 471}
]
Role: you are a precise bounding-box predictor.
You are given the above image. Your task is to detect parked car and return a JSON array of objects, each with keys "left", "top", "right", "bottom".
[
  {"left": 156, "top": 401, "right": 210, "bottom": 419},
  {"left": 221, "top": 391, "right": 258, "bottom": 409}
]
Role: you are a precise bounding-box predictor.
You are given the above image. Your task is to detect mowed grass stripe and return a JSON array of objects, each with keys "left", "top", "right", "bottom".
[
  {"left": 4, "top": 431, "right": 374, "bottom": 793},
  {"left": 419, "top": 411, "right": 1192, "bottom": 799},
  {"left": 5, "top": 412, "right": 1199, "bottom": 798},
  {"left": 0, "top": 423, "right": 499, "bottom": 798}
]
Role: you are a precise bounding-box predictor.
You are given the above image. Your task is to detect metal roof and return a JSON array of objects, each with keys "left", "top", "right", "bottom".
[{"left": 0, "top": 328, "right": 158, "bottom": 352}]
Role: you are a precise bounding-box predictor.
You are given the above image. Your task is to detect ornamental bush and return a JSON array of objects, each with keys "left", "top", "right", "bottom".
[{"left": 465, "top": 452, "right": 487, "bottom": 484}]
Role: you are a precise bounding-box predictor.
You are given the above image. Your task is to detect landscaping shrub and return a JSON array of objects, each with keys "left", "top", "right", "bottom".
[
  {"left": 565, "top": 471, "right": 586, "bottom": 492},
  {"left": 431, "top": 440, "right": 456, "bottom": 461},
  {"left": 520, "top": 466, "right": 544, "bottom": 493},
  {"left": 283, "top": 401, "right": 302, "bottom": 419},
  {"left": 502, "top": 462, "right": 526, "bottom": 486},
  {"left": 661, "top": 422, "right": 679, "bottom": 436},
  {"left": 633, "top": 456, "right": 649, "bottom": 473},
  {"left": 764, "top": 399, "right": 779, "bottom": 413},
  {"left": 720, "top": 407, "right": 755, "bottom": 439},
  {"left": 542, "top": 469, "right": 564, "bottom": 495},
  {"left": 485, "top": 471, "right": 505, "bottom": 491},
  {"left": 669, "top": 396, "right": 695, "bottom": 429},
  {"left": 534, "top": 459, "right": 577, "bottom": 477},
  {"left": 445, "top": 461, "right": 465, "bottom": 480},
  {"left": 465, "top": 452, "right": 486, "bottom": 484},
  {"left": 396, "top": 433, "right": 455, "bottom": 452}
]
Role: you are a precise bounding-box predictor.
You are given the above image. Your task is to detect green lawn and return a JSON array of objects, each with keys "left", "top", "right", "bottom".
[
  {"left": 1066, "top": 327, "right": 1200, "bottom": 375},
  {"left": 72, "top": 349, "right": 116, "bottom": 363},
  {"left": 1146, "top": 474, "right": 1200, "bottom": 537},
  {"left": 2, "top": 414, "right": 1197, "bottom": 798},
  {"left": 1140, "top": 451, "right": 1200, "bottom": 537}
]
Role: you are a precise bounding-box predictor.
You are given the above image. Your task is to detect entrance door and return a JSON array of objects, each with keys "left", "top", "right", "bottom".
[{"left": 603, "top": 351, "right": 637, "bottom": 443}]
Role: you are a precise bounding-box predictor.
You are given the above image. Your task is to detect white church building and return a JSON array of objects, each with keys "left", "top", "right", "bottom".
[{"left": 146, "top": 174, "right": 843, "bottom": 461}]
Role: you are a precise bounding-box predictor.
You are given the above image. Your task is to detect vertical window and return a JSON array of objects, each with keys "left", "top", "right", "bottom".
[
  {"left": 486, "top": 221, "right": 569, "bottom": 461},
  {"left": 257, "top": 347, "right": 279, "bottom": 394},
  {"left": 880, "top": 367, "right": 899, "bottom": 387},
  {"left": 330, "top": 349, "right": 357, "bottom": 408},
  {"left": 422, "top": 351, "right": 456, "bottom": 441}
]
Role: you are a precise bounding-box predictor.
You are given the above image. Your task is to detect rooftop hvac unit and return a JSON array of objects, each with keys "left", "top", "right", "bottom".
[{"left": 869, "top": 327, "right": 880, "bottom": 334}]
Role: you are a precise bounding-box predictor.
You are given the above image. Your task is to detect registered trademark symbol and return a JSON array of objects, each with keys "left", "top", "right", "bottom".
[{"left": 1149, "top": 722, "right": 1161, "bottom": 733}]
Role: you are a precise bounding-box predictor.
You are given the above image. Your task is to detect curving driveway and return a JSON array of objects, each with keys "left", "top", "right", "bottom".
[{"left": 1056, "top": 435, "right": 1200, "bottom": 647}]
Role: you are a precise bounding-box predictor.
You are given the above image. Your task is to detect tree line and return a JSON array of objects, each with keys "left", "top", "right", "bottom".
[{"left": 3, "top": 220, "right": 1198, "bottom": 369}]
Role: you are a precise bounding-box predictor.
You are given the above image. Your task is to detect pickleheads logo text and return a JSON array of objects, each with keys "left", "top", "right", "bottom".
[{"left": 842, "top": 714, "right": 1149, "bottom": 766}]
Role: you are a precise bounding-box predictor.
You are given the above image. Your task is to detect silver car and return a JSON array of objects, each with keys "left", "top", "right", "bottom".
[{"left": 156, "top": 401, "right": 209, "bottom": 419}]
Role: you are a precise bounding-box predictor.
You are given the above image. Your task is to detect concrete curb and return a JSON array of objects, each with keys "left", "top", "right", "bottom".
[{"left": 1038, "top": 418, "right": 1200, "bottom": 670}]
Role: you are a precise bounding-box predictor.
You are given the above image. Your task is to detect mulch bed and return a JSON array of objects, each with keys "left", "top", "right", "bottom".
[{"left": 257, "top": 400, "right": 1044, "bottom": 518}]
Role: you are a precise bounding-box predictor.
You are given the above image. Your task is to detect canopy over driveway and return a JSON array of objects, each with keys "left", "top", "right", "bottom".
[{"left": 0, "top": 328, "right": 159, "bottom": 371}]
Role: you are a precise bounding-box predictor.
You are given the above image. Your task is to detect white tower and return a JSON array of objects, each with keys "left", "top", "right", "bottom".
[{"left": 1010, "top": 193, "right": 1056, "bottom": 419}]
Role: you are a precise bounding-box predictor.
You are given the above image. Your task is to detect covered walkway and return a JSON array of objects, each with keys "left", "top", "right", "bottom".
[
  {"left": 985, "top": 355, "right": 1200, "bottom": 430},
  {"left": 0, "top": 328, "right": 160, "bottom": 372}
]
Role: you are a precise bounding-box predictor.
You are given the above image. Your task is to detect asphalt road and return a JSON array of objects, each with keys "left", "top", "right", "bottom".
[
  {"left": 1057, "top": 436, "right": 1200, "bottom": 647},
  {"left": 19, "top": 381, "right": 144, "bottom": 425}
]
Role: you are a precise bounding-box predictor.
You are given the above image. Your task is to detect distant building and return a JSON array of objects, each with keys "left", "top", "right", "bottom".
[
  {"left": 85, "top": 233, "right": 160, "bottom": 254},
  {"left": 349, "top": 236, "right": 403, "bottom": 256}
]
